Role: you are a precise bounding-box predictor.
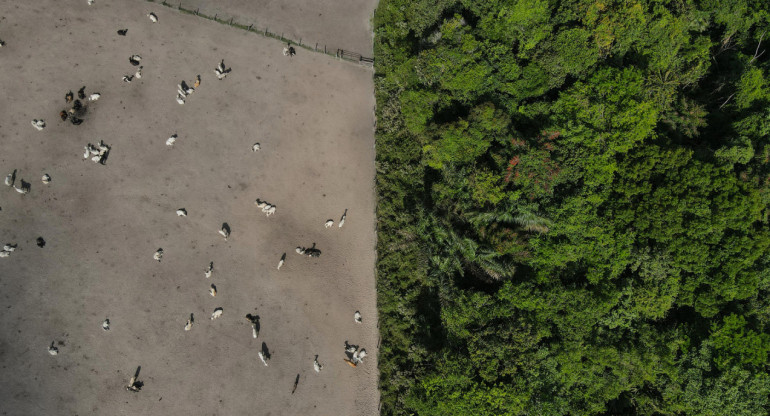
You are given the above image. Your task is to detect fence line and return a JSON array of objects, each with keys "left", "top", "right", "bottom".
[
  {"left": 146, "top": 0, "right": 374, "bottom": 67},
  {"left": 336, "top": 49, "right": 375, "bottom": 65}
]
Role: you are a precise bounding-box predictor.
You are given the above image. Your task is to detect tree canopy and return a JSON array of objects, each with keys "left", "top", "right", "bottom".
[{"left": 374, "top": 1, "right": 770, "bottom": 414}]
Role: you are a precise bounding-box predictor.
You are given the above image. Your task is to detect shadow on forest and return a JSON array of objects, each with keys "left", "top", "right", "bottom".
[{"left": 415, "top": 287, "right": 445, "bottom": 352}]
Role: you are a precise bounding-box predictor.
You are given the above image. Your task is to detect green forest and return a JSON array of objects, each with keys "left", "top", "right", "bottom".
[{"left": 373, "top": 0, "right": 770, "bottom": 414}]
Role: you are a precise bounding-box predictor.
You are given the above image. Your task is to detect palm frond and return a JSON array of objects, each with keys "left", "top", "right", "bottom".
[{"left": 467, "top": 208, "right": 552, "bottom": 233}]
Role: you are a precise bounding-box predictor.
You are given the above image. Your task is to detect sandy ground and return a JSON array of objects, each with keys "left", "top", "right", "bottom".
[
  {"left": 0, "top": 1, "right": 378, "bottom": 415},
  {"left": 174, "top": 0, "right": 377, "bottom": 56}
]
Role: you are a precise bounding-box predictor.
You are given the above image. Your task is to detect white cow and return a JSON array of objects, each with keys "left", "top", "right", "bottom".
[
  {"left": 31, "top": 119, "right": 46, "bottom": 130},
  {"left": 126, "top": 376, "right": 140, "bottom": 392},
  {"left": 14, "top": 183, "right": 29, "bottom": 194},
  {"left": 353, "top": 349, "right": 367, "bottom": 363},
  {"left": 178, "top": 81, "right": 194, "bottom": 95},
  {"left": 246, "top": 314, "right": 259, "bottom": 338},
  {"left": 215, "top": 60, "right": 231, "bottom": 80},
  {"left": 210, "top": 307, "right": 223, "bottom": 320},
  {"left": 219, "top": 225, "right": 230, "bottom": 240},
  {"left": 84, "top": 144, "right": 99, "bottom": 158}
]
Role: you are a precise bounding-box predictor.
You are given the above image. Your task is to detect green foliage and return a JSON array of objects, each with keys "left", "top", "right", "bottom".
[
  {"left": 477, "top": 0, "right": 552, "bottom": 55},
  {"left": 546, "top": 27, "right": 600, "bottom": 80},
  {"left": 408, "top": 372, "right": 527, "bottom": 416},
  {"left": 710, "top": 314, "right": 770, "bottom": 370},
  {"left": 736, "top": 67, "right": 770, "bottom": 109},
  {"left": 423, "top": 103, "right": 509, "bottom": 169},
  {"left": 715, "top": 136, "right": 755, "bottom": 165},
  {"left": 400, "top": 89, "right": 437, "bottom": 134},
  {"left": 470, "top": 170, "right": 505, "bottom": 206},
  {"left": 555, "top": 67, "right": 658, "bottom": 153},
  {"left": 373, "top": 0, "right": 770, "bottom": 414},
  {"left": 656, "top": 344, "right": 770, "bottom": 415}
]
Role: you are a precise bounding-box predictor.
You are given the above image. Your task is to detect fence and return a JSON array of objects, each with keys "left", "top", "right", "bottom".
[
  {"left": 336, "top": 49, "right": 375, "bottom": 65},
  {"left": 147, "top": 0, "right": 374, "bottom": 67}
]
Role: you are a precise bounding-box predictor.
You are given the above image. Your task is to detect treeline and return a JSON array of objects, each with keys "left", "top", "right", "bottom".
[{"left": 373, "top": 0, "right": 770, "bottom": 415}]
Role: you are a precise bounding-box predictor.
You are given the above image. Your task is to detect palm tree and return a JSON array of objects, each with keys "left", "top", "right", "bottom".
[{"left": 467, "top": 207, "right": 552, "bottom": 233}]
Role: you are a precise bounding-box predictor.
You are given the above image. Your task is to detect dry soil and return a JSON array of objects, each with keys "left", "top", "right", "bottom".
[
  {"left": 169, "top": 0, "right": 377, "bottom": 56},
  {"left": 0, "top": 1, "right": 378, "bottom": 415}
]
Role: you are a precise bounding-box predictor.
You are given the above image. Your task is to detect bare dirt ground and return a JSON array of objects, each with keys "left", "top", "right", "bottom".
[
  {"left": 0, "top": 1, "right": 378, "bottom": 415},
  {"left": 175, "top": 0, "right": 377, "bottom": 56}
]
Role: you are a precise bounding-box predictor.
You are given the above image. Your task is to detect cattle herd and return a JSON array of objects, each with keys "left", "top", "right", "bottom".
[{"left": 0, "top": 6, "right": 369, "bottom": 396}]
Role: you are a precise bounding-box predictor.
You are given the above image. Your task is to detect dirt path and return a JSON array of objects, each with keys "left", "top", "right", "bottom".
[{"left": 0, "top": 1, "right": 378, "bottom": 415}]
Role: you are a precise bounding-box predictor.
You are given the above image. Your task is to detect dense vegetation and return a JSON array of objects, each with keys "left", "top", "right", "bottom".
[{"left": 373, "top": 1, "right": 770, "bottom": 414}]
